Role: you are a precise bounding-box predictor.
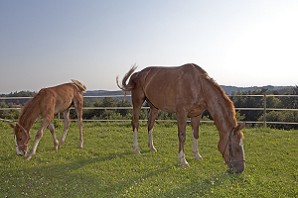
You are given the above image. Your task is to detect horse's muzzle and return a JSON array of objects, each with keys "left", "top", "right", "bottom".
[{"left": 227, "top": 160, "right": 245, "bottom": 174}]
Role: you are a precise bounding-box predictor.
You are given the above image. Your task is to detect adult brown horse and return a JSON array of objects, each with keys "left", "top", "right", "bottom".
[
  {"left": 10, "top": 80, "right": 86, "bottom": 160},
  {"left": 117, "top": 63, "right": 245, "bottom": 173}
]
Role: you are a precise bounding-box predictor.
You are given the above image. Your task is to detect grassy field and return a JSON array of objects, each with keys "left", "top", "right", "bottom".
[{"left": 0, "top": 121, "right": 297, "bottom": 197}]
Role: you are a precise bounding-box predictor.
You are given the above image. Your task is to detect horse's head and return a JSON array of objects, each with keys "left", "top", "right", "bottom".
[
  {"left": 10, "top": 123, "right": 30, "bottom": 157},
  {"left": 220, "top": 123, "right": 245, "bottom": 174}
]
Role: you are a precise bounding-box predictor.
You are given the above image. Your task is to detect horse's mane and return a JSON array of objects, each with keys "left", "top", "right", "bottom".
[
  {"left": 201, "top": 72, "right": 237, "bottom": 123},
  {"left": 211, "top": 77, "right": 235, "bottom": 112},
  {"left": 191, "top": 63, "right": 236, "bottom": 117}
]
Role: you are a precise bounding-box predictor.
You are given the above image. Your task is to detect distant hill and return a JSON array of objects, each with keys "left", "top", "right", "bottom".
[
  {"left": 85, "top": 85, "right": 294, "bottom": 96},
  {"left": 84, "top": 90, "right": 124, "bottom": 96},
  {"left": 222, "top": 85, "right": 293, "bottom": 95}
]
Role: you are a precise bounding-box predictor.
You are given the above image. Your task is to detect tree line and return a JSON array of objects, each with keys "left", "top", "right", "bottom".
[{"left": 1, "top": 86, "right": 298, "bottom": 129}]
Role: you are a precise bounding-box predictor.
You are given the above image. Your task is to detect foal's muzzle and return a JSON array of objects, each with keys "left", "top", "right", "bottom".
[{"left": 16, "top": 146, "right": 28, "bottom": 157}]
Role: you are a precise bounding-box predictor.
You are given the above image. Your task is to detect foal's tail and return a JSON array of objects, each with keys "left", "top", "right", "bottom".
[
  {"left": 116, "top": 64, "right": 137, "bottom": 91},
  {"left": 71, "top": 79, "right": 87, "bottom": 93}
]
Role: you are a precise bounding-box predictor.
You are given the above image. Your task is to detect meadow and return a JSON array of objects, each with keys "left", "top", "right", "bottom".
[{"left": 0, "top": 121, "right": 297, "bottom": 197}]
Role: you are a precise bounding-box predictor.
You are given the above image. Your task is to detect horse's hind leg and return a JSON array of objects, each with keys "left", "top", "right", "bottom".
[
  {"left": 131, "top": 93, "right": 145, "bottom": 154},
  {"left": 191, "top": 116, "right": 203, "bottom": 160},
  {"left": 48, "top": 122, "right": 59, "bottom": 151},
  {"left": 148, "top": 106, "right": 158, "bottom": 152},
  {"left": 59, "top": 110, "right": 70, "bottom": 148}
]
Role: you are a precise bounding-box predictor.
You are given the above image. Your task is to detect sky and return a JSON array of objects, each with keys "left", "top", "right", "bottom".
[{"left": 0, "top": 0, "right": 298, "bottom": 93}]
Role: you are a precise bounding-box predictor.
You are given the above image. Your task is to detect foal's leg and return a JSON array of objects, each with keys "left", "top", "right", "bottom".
[
  {"left": 191, "top": 116, "right": 203, "bottom": 160},
  {"left": 48, "top": 122, "right": 59, "bottom": 151},
  {"left": 25, "top": 119, "right": 51, "bottom": 160},
  {"left": 147, "top": 106, "right": 158, "bottom": 152},
  {"left": 177, "top": 111, "right": 189, "bottom": 166},
  {"left": 74, "top": 95, "right": 84, "bottom": 149},
  {"left": 59, "top": 110, "right": 70, "bottom": 148}
]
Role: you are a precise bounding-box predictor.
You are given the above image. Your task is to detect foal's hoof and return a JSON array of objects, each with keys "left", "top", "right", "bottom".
[
  {"left": 79, "top": 142, "right": 84, "bottom": 149},
  {"left": 54, "top": 145, "right": 59, "bottom": 151},
  {"left": 58, "top": 141, "right": 64, "bottom": 149},
  {"left": 25, "top": 155, "right": 32, "bottom": 161}
]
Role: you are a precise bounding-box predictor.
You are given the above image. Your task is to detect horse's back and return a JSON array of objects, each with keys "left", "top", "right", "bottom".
[{"left": 131, "top": 63, "right": 207, "bottom": 112}]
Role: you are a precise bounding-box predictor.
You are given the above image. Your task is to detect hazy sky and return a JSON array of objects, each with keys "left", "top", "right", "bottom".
[{"left": 1, "top": 0, "right": 298, "bottom": 93}]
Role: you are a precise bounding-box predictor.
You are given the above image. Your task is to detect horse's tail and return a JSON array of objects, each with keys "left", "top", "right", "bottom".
[
  {"left": 71, "top": 79, "right": 87, "bottom": 93},
  {"left": 116, "top": 64, "right": 137, "bottom": 91}
]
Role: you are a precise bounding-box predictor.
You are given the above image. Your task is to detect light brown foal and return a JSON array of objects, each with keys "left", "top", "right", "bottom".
[{"left": 10, "top": 80, "right": 86, "bottom": 160}]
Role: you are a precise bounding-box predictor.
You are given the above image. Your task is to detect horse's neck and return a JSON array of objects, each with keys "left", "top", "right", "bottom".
[
  {"left": 207, "top": 100, "right": 236, "bottom": 133},
  {"left": 19, "top": 114, "right": 38, "bottom": 133}
]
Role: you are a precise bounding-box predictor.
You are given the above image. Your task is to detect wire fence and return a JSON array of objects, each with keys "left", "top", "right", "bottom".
[{"left": 1, "top": 94, "right": 298, "bottom": 127}]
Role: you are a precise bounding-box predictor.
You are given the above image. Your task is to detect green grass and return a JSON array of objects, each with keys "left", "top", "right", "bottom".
[{"left": 0, "top": 121, "right": 297, "bottom": 197}]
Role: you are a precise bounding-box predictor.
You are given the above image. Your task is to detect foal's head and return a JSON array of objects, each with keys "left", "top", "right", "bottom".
[
  {"left": 220, "top": 123, "right": 245, "bottom": 174},
  {"left": 10, "top": 123, "right": 30, "bottom": 156}
]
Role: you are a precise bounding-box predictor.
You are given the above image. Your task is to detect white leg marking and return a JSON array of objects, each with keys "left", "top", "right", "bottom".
[
  {"left": 192, "top": 130, "right": 202, "bottom": 160},
  {"left": 148, "top": 129, "right": 157, "bottom": 152},
  {"left": 16, "top": 146, "right": 24, "bottom": 156},
  {"left": 178, "top": 150, "right": 189, "bottom": 167},
  {"left": 133, "top": 128, "right": 140, "bottom": 154},
  {"left": 27, "top": 137, "right": 42, "bottom": 160}
]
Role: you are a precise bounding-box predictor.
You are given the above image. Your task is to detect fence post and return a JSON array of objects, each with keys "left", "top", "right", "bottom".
[{"left": 263, "top": 94, "right": 267, "bottom": 128}]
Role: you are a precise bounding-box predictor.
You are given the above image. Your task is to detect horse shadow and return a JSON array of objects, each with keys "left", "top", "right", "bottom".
[{"left": 158, "top": 170, "right": 246, "bottom": 197}]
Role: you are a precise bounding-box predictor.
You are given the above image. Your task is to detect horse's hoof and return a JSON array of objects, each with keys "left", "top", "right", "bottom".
[
  {"left": 150, "top": 147, "right": 157, "bottom": 152},
  {"left": 133, "top": 149, "right": 141, "bottom": 154},
  {"left": 180, "top": 162, "right": 190, "bottom": 167},
  {"left": 194, "top": 153, "right": 203, "bottom": 160}
]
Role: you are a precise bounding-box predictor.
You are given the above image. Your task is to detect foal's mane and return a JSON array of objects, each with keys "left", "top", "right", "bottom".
[{"left": 19, "top": 91, "right": 44, "bottom": 130}]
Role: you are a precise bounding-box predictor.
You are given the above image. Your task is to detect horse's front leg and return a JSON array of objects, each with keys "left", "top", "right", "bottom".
[
  {"left": 25, "top": 121, "right": 48, "bottom": 160},
  {"left": 177, "top": 112, "right": 189, "bottom": 167},
  {"left": 191, "top": 116, "right": 203, "bottom": 160}
]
